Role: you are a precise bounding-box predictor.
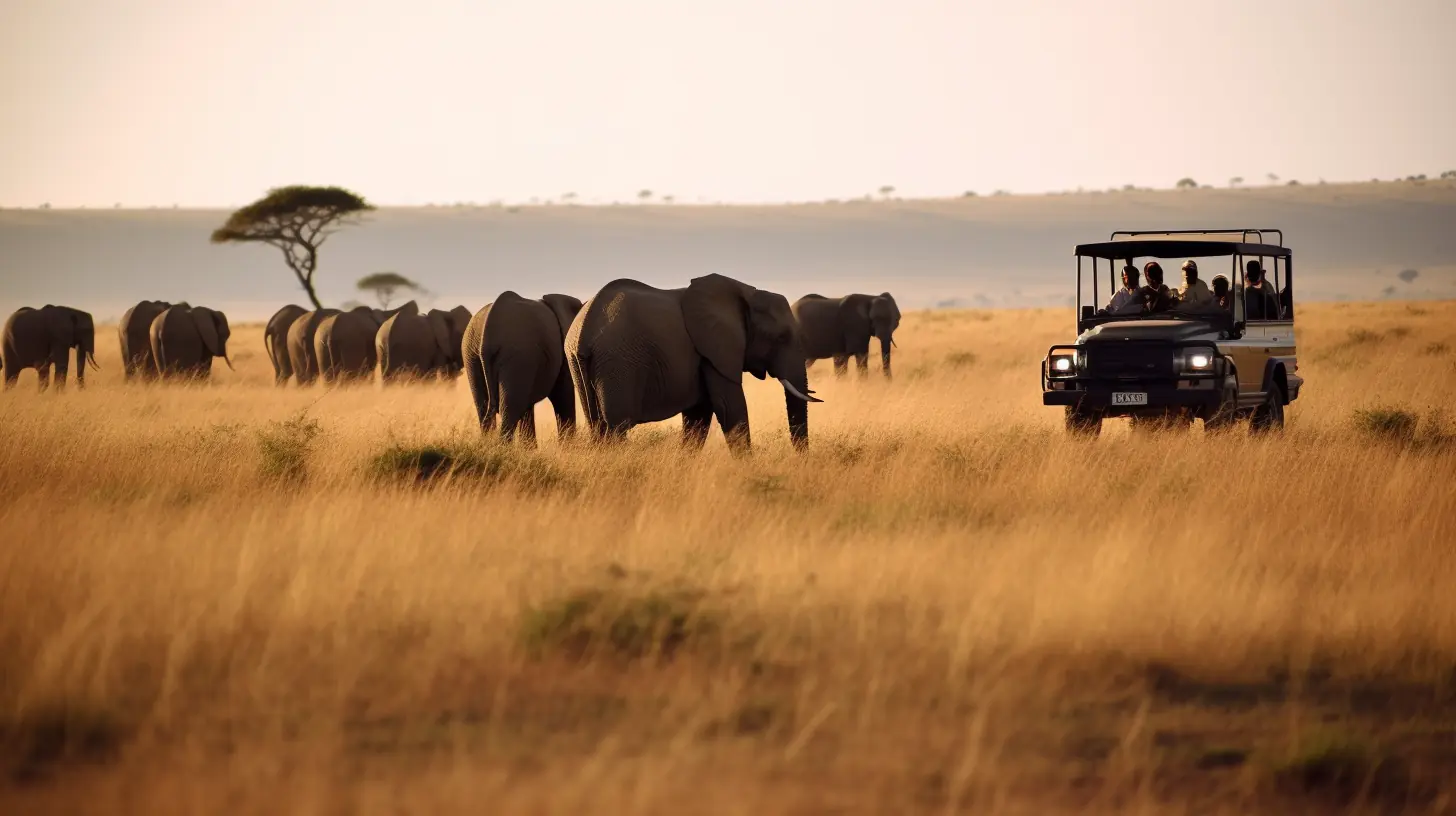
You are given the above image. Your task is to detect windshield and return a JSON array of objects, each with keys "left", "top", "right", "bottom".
[{"left": 1078, "top": 252, "right": 1292, "bottom": 323}]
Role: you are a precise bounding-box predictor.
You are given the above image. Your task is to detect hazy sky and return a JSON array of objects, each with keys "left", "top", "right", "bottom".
[{"left": 1, "top": 0, "right": 1452, "bottom": 207}]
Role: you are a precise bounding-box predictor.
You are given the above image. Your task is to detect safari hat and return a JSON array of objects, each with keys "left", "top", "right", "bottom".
[{"left": 1181, "top": 259, "right": 1199, "bottom": 274}]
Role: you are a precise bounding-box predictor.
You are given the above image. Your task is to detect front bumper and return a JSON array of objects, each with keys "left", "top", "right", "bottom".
[{"left": 1043, "top": 385, "right": 1223, "bottom": 414}]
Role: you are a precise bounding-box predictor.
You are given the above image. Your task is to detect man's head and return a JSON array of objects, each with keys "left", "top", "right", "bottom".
[
  {"left": 1121, "top": 265, "right": 1140, "bottom": 290},
  {"left": 1181, "top": 259, "right": 1199, "bottom": 283},
  {"left": 1143, "top": 261, "right": 1165, "bottom": 287},
  {"left": 1246, "top": 260, "right": 1264, "bottom": 285},
  {"left": 1212, "top": 275, "right": 1230, "bottom": 298}
]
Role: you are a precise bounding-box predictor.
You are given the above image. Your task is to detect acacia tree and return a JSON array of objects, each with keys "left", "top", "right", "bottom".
[
  {"left": 210, "top": 185, "right": 374, "bottom": 309},
  {"left": 357, "top": 271, "right": 422, "bottom": 308}
]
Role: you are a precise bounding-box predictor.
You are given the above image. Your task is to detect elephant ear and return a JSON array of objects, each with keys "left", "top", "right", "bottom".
[
  {"left": 842, "top": 295, "right": 873, "bottom": 337},
  {"left": 683, "top": 274, "right": 752, "bottom": 384},
  {"left": 428, "top": 312, "right": 453, "bottom": 359},
  {"left": 541, "top": 294, "right": 584, "bottom": 338},
  {"left": 191, "top": 308, "right": 223, "bottom": 357}
]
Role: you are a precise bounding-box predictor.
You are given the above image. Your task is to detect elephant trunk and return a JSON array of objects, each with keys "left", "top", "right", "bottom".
[{"left": 878, "top": 334, "right": 892, "bottom": 378}]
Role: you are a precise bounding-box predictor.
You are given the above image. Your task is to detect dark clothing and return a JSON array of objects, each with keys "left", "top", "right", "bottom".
[
  {"left": 1141, "top": 284, "right": 1177, "bottom": 314},
  {"left": 1245, "top": 284, "right": 1280, "bottom": 320}
]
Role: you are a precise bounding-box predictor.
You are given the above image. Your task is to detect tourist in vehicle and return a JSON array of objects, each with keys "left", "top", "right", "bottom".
[
  {"left": 1140, "top": 261, "right": 1177, "bottom": 313},
  {"left": 1212, "top": 275, "right": 1232, "bottom": 310},
  {"left": 1244, "top": 260, "right": 1280, "bottom": 320},
  {"left": 1177, "top": 260, "right": 1215, "bottom": 308},
  {"left": 1100, "top": 263, "right": 1142, "bottom": 314}
]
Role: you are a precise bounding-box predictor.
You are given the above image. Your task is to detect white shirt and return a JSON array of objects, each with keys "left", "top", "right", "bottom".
[{"left": 1104, "top": 287, "right": 1141, "bottom": 314}]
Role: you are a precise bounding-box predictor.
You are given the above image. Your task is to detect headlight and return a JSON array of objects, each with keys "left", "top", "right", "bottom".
[
  {"left": 1053, "top": 357, "right": 1073, "bottom": 372},
  {"left": 1048, "top": 352, "right": 1078, "bottom": 377},
  {"left": 1189, "top": 353, "right": 1211, "bottom": 370}
]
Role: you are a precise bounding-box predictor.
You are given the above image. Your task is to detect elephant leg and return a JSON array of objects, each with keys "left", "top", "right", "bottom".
[
  {"left": 465, "top": 355, "right": 491, "bottom": 431},
  {"left": 497, "top": 379, "right": 533, "bottom": 443},
  {"left": 855, "top": 353, "right": 869, "bottom": 378},
  {"left": 681, "top": 401, "right": 713, "bottom": 449},
  {"left": 548, "top": 365, "right": 576, "bottom": 440},
  {"left": 703, "top": 367, "right": 750, "bottom": 453},
  {"left": 832, "top": 355, "right": 848, "bottom": 377},
  {"left": 37, "top": 364, "right": 51, "bottom": 393},
  {"left": 518, "top": 409, "right": 538, "bottom": 448}
]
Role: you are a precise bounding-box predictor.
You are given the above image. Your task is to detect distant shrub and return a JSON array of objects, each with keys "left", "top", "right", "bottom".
[
  {"left": 1352, "top": 406, "right": 1454, "bottom": 449},
  {"left": 518, "top": 580, "right": 736, "bottom": 662},
  {"left": 1, "top": 700, "right": 132, "bottom": 782},
  {"left": 1397, "top": 268, "right": 1419, "bottom": 283},
  {"left": 1421, "top": 342, "right": 1449, "bottom": 356},
  {"left": 1176, "top": 178, "right": 1197, "bottom": 189},
  {"left": 369, "top": 439, "right": 574, "bottom": 494},
  {"left": 256, "top": 410, "right": 321, "bottom": 482},
  {"left": 945, "top": 351, "right": 977, "bottom": 369},
  {"left": 1270, "top": 736, "right": 1411, "bottom": 806},
  {"left": 1441, "top": 170, "right": 1456, "bottom": 180},
  {"left": 961, "top": 190, "right": 977, "bottom": 198}
]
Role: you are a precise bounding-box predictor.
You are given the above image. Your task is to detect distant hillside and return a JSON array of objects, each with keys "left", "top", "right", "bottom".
[{"left": 3, "top": 181, "right": 1454, "bottom": 322}]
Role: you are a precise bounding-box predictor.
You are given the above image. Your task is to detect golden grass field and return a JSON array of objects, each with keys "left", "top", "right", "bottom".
[{"left": 3, "top": 300, "right": 1456, "bottom": 814}]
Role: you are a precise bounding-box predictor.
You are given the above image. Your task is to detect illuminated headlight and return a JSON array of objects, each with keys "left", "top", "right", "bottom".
[
  {"left": 1048, "top": 353, "right": 1078, "bottom": 377},
  {"left": 1188, "top": 353, "right": 1212, "bottom": 370}
]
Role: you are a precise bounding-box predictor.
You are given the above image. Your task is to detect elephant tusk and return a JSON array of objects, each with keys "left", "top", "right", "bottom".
[
  {"left": 223, "top": 354, "right": 236, "bottom": 371},
  {"left": 779, "top": 378, "right": 823, "bottom": 403},
  {"left": 87, "top": 352, "right": 101, "bottom": 371}
]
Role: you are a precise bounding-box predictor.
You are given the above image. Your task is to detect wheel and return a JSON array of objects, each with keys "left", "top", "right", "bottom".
[
  {"left": 1249, "top": 388, "right": 1285, "bottom": 434},
  {"left": 1065, "top": 407, "right": 1103, "bottom": 437}
]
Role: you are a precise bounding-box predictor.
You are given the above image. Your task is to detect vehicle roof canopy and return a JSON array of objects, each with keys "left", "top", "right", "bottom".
[
  {"left": 1075, "top": 239, "right": 1292, "bottom": 260},
  {"left": 1077, "top": 238, "right": 1292, "bottom": 257}
]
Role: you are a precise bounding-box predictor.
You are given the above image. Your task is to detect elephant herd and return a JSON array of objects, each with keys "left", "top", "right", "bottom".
[
  {"left": 264, "top": 302, "right": 474, "bottom": 386},
  {"left": 3, "top": 279, "right": 901, "bottom": 452}
]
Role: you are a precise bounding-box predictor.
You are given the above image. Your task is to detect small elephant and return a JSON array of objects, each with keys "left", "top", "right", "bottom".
[
  {"left": 315, "top": 301, "right": 419, "bottom": 384},
  {"left": 120, "top": 300, "right": 182, "bottom": 381},
  {"left": 378, "top": 306, "right": 472, "bottom": 383},
  {"left": 462, "top": 292, "right": 582, "bottom": 443},
  {"left": 565, "top": 274, "right": 821, "bottom": 452},
  {"left": 792, "top": 292, "right": 901, "bottom": 378},
  {"left": 150, "top": 305, "right": 232, "bottom": 380},
  {"left": 264, "top": 304, "right": 307, "bottom": 385},
  {"left": 2, "top": 305, "right": 98, "bottom": 391}
]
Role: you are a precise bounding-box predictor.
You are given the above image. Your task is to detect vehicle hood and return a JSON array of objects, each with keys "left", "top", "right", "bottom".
[{"left": 1078, "top": 320, "right": 1221, "bottom": 344}]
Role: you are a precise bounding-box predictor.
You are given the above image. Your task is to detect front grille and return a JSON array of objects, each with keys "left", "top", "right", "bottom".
[{"left": 1086, "top": 343, "right": 1175, "bottom": 380}]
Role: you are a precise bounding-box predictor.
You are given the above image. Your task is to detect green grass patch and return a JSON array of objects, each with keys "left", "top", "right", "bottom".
[
  {"left": 256, "top": 410, "right": 322, "bottom": 482},
  {"left": 1352, "top": 405, "right": 1454, "bottom": 449},
  {"left": 518, "top": 580, "right": 738, "bottom": 662},
  {"left": 1270, "top": 736, "right": 1413, "bottom": 806},
  {"left": 369, "top": 439, "right": 575, "bottom": 494},
  {"left": 945, "top": 351, "right": 978, "bottom": 369}
]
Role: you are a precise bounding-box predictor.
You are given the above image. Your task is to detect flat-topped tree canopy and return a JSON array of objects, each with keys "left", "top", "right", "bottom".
[
  {"left": 1075, "top": 239, "right": 1292, "bottom": 260},
  {"left": 210, "top": 185, "right": 375, "bottom": 310}
]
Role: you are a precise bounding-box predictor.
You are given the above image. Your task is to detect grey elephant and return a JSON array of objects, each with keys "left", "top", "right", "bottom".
[
  {"left": 461, "top": 292, "right": 582, "bottom": 442},
  {"left": 378, "top": 306, "right": 472, "bottom": 383},
  {"left": 284, "top": 309, "right": 339, "bottom": 386},
  {"left": 120, "top": 300, "right": 181, "bottom": 381},
  {"left": 150, "top": 305, "right": 232, "bottom": 380},
  {"left": 2, "top": 305, "right": 98, "bottom": 391},
  {"left": 264, "top": 304, "right": 307, "bottom": 385},
  {"left": 792, "top": 292, "right": 901, "bottom": 378},
  {"left": 315, "top": 301, "right": 418, "bottom": 384},
  {"left": 564, "top": 274, "right": 820, "bottom": 452}
]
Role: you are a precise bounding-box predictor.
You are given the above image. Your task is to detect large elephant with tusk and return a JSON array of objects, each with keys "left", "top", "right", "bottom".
[
  {"left": 564, "top": 274, "right": 820, "bottom": 452},
  {"left": 2, "top": 305, "right": 99, "bottom": 391},
  {"left": 150, "top": 305, "right": 233, "bottom": 381},
  {"left": 792, "top": 292, "right": 901, "bottom": 378}
]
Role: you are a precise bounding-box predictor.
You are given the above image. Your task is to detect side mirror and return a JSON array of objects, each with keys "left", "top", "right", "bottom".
[{"left": 1080, "top": 305, "right": 1094, "bottom": 320}]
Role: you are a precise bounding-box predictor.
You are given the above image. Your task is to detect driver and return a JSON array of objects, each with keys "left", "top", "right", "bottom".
[
  {"left": 1140, "top": 261, "right": 1177, "bottom": 313},
  {"left": 1102, "top": 263, "right": 1142, "bottom": 314}
]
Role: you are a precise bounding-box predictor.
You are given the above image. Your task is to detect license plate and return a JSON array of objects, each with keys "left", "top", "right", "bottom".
[{"left": 1112, "top": 392, "right": 1148, "bottom": 406}]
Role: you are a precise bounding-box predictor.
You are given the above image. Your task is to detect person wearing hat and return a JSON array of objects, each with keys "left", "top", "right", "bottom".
[
  {"left": 1140, "top": 261, "right": 1177, "bottom": 313},
  {"left": 1178, "top": 259, "right": 1215, "bottom": 309},
  {"left": 1101, "top": 261, "right": 1143, "bottom": 315}
]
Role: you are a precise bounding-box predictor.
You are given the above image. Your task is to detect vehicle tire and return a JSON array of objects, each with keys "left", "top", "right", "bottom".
[
  {"left": 1065, "top": 407, "right": 1102, "bottom": 437},
  {"left": 1249, "top": 388, "right": 1285, "bottom": 434}
]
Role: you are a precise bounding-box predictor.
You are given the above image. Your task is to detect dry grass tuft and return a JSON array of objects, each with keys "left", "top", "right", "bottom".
[{"left": 2, "top": 300, "right": 1455, "bottom": 813}]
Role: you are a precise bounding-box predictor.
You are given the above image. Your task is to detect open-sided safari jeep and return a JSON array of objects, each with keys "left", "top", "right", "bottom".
[{"left": 1042, "top": 228, "right": 1302, "bottom": 436}]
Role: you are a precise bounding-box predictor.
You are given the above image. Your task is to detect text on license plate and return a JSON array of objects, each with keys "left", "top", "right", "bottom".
[{"left": 1112, "top": 392, "right": 1148, "bottom": 406}]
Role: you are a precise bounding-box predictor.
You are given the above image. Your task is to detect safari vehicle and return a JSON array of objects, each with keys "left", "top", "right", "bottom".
[{"left": 1041, "top": 228, "right": 1302, "bottom": 435}]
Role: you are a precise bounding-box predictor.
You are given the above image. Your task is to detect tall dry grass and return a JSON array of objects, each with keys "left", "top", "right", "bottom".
[{"left": 2, "top": 301, "right": 1455, "bottom": 814}]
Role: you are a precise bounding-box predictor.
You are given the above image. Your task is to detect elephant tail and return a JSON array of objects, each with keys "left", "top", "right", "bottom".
[{"left": 568, "top": 351, "right": 604, "bottom": 439}]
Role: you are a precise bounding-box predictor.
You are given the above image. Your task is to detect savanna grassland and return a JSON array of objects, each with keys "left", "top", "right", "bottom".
[{"left": 2, "top": 301, "right": 1456, "bottom": 814}]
